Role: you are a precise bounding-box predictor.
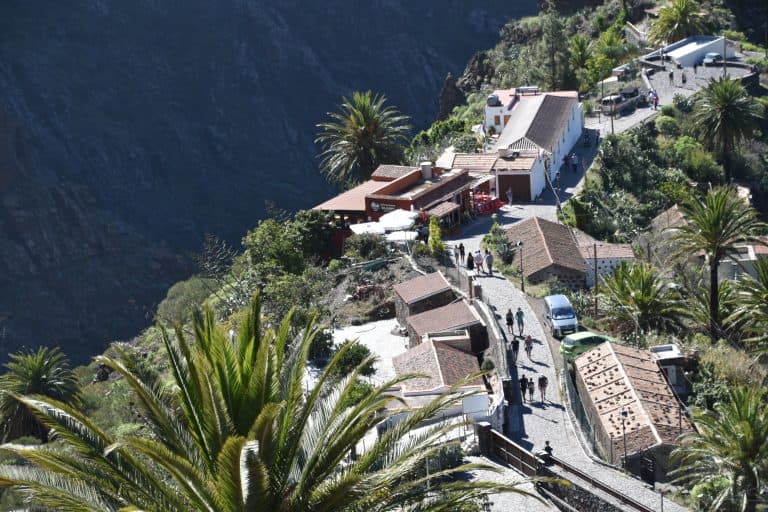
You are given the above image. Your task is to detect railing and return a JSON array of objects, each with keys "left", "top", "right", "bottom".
[
  {"left": 489, "top": 430, "right": 539, "bottom": 477},
  {"left": 551, "top": 456, "right": 656, "bottom": 512}
]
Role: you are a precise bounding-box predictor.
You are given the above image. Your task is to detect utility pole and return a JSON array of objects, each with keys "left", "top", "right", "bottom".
[
  {"left": 723, "top": 34, "right": 727, "bottom": 79},
  {"left": 593, "top": 243, "right": 598, "bottom": 317},
  {"left": 518, "top": 241, "right": 525, "bottom": 293}
]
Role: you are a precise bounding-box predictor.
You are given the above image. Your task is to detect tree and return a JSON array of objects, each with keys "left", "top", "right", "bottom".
[
  {"left": 648, "top": 0, "right": 707, "bottom": 45},
  {"left": 428, "top": 216, "right": 445, "bottom": 256},
  {"left": 332, "top": 340, "right": 376, "bottom": 378},
  {"left": 316, "top": 91, "right": 411, "bottom": 188},
  {"left": 671, "top": 386, "right": 768, "bottom": 512},
  {"left": 728, "top": 259, "right": 768, "bottom": 353},
  {"left": 537, "top": 0, "right": 568, "bottom": 91},
  {"left": 0, "top": 296, "right": 529, "bottom": 510},
  {"left": 672, "top": 187, "right": 766, "bottom": 342},
  {"left": 0, "top": 347, "right": 82, "bottom": 442},
  {"left": 599, "top": 261, "right": 688, "bottom": 336},
  {"left": 692, "top": 78, "right": 762, "bottom": 181},
  {"left": 568, "top": 35, "right": 592, "bottom": 92}
]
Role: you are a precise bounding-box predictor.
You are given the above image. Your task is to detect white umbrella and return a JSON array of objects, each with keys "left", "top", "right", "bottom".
[
  {"left": 378, "top": 209, "right": 419, "bottom": 232},
  {"left": 349, "top": 222, "right": 385, "bottom": 235},
  {"left": 385, "top": 230, "right": 418, "bottom": 242}
]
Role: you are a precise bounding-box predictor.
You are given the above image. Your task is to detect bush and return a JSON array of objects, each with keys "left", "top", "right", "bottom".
[
  {"left": 332, "top": 340, "right": 376, "bottom": 378},
  {"left": 655, "top": 115, "right": 679, "bottom": 137},
  {"left": 156, "top": 276, "right": 214, "bottom": 324},
  {"left": 327, "top": 259, "right": 344, "bottom": 273},
  {"left": 428, "top": 216, "right": 445, "bottom": 256},
  {"left": 583, "top": 99, "right": 595, "bottom": 116},
  {"left": 660, "top": 104, "right": 676, "bottom": 117},
  {"left": 481, "top": 359, "right": 495, "bottom": 371},
  {"left": 345, "top": 234, "right": 388, "bottom": 261}
]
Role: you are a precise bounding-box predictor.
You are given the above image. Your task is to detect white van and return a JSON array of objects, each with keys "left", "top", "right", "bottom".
[{"left": 543, "top": 294, "right": 579, "bottom": 338}]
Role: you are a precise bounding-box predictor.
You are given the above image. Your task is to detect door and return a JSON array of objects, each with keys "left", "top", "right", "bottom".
[{"left": 498, "top": 174, "right": 531, "bottom": 202}]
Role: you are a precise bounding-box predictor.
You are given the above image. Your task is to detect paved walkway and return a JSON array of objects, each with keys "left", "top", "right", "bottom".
[{"left": 445, "top": 232, "right": 686, "bottom": 512}]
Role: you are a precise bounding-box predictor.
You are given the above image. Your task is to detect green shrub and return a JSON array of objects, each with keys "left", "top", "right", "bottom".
[
  {"left": 672, "top": 93, "right": 693, "bottom": 113},
  {"left": 685, "top": 148, "right": 724, "bottom": 184},
  {"left": 327, "top": 258, "right": 344, "bottom": 273},
  {"left": 156, "top": 276, "right": 214, "bottom": 324},
  {"left": 481, "top": 359, "right": 495, "bottom": 371},
  {"left": 332, "top": 340, "right": 376, "bottom": 378},
  {"left": 428, "top": 216, "right": 445, "bottom": 256},
  {"left": 660, "top": 104, "right": 676, "bottom": 117},
  {"left": 344, "top": 234, "right": 388, "bottom": 261},
  {"left": 583, "top": 99, "right": 595, "bottom": 116},
  {"left": 655, "top": 115, "right": 679, "bottom": 137}
]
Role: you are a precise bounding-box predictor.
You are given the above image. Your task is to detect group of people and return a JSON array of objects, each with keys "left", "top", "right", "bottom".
[
  {"left": 562, "top": 153, "right": 580, "bottom": 173},
  {"left": 454, "top": 243, "right": 494, "bottom": 276},
  {"left": 648, "top": 90, "right": 659, "bottom": 110},
  {"left": 519, "top": 372, "right": 549, "bottom": 404}
]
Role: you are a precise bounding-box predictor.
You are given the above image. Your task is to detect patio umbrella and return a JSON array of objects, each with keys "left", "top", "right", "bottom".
[
  {"left": 378, "top": 209, "right": 419, "bottom": 232},
  {"left": 385, "top": 230, "right": 418, "bottom": 242},
  {"left": 349, "top": 222, "right": 386, "bottom": 235}
]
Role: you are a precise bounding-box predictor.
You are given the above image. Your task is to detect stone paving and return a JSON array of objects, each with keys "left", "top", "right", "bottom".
[{"left": 444, "top": 231, "right": 687, "bottom": 512}]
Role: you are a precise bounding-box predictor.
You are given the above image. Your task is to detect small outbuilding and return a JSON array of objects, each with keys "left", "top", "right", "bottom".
[
  {"left": 405, "top": 300, "right": 487, "bottom": 353},
  {"left": 393, "top": 271, "right": 455, "bottom": 326}
]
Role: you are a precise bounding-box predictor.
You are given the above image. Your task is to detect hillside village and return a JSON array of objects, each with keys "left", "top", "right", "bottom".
[{"left": 1, "top": 0, "right": 768, "bottom": 511}]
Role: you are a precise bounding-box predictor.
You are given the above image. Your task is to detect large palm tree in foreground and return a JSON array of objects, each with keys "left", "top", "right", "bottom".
[
  {"left": 0, "top": 296, "right": 526, "bottom": 511},
  {"left": 692, "top": 78, "right": 762, "bottom": 182},
  {"left": 648, "top": 0, "right": 707, "bottom": 45},
  {"left": 316, "top": 90, "right": 411, "bottom": 188},
  {"left": 0, "top": 347, "right": 81, "bottom": 443},
  {"left": 672, "top": 386, "right": 768, "bottom": 512},
  {"left": 672, "top": 187, "right": 766, "bottom": 342},
  {"left": 599, "top": 261, "right": 687, "bottom": 336}
]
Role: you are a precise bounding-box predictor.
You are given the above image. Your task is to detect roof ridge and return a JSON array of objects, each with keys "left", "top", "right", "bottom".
[
  {"left": 534, "top": 217, "right": 555, "bottom": 267},
  {"left": 609, "top": 343, "right": 663, "bottom": 449},
  {"left": 430, "top": 340, "right": 447, "bottom": 388}
]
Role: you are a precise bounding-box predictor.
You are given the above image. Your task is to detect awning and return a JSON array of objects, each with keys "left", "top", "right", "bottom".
[
  {"left": 427, "top": 201, "right": 460, "bottom": 218},
  {"left": 349, "top": 222, "right": 386, "bottom": 235},
  {"left": 378, "top": 209, "right": 419, "bottom": 232},
  {"left": 469, "top": 174, "right": 494, "bottom": 189},
  {"left": 386, "top": 231, "right": 418, "bottom": 242}
]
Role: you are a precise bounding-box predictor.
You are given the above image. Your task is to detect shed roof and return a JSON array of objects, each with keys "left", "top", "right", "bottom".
[
  {"left": 575, "top": 342, "right": 694, "bottom": 455},
  {"left": 393, "top": 271, "right": 453, "bottom": 305},
  {"left": 427, "top": 201, "right": 460, "bottom": 218},
  {"left": 407, "top": 300, "right": 482, "bottom": 339},
  {"left": 504, "top": 217, "right": 586, "bottom": 278},
  {"left": 392, "top": 338, "right": 483, "bottom": 393},
  {"left": 314, "top": 180, "right": 387, "bottom": 213},
  {"left": 496, "top": 92, "right": 578, "bottom": 153},
  {"left": 372, "top": 165, "right": 418, "bottom": 180}
]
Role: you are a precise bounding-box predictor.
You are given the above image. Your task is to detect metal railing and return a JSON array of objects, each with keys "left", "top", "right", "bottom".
[{"left": 489, "top": 430, "right": 539, "bottom": 477}]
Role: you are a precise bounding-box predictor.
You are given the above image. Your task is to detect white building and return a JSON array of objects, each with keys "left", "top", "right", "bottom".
[
  {"left": 483, "top": 88, "right": 518, "bottom": 135},
  {"left": 645, "top": 36, "right": 737, "bottom": 67},
  {"left": 580, "top": 242, "right": 637, "bottom": 287}
]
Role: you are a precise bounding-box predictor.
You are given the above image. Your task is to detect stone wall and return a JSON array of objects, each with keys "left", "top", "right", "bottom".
[{"left": 532, "top": 266, "right": 586, "bottom": 290}]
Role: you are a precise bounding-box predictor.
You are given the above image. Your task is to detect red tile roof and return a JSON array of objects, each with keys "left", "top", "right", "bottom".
[
  {"left": 314, "top": 180, "right": 387, "bottom": 213},
  {"left": 427, "top": 201, "right": 460, "bottom": 218},
  {"left": 579, "top": 243, "right": 635, "bottom": 260},
  {"left": 504, "top": 217, "right": 586, "bottom": 278},
  {"left": 393, "top": 271, "right": 452, "bottom": 305},
  {"left": 372, "top": 165, "right": 418, "bottom": 180},
  {"left": 407, "top": 300, "right": 481, "bottom": 339},
  {"left": 392, "top": 338, "right": 483, "bottom": 393}
]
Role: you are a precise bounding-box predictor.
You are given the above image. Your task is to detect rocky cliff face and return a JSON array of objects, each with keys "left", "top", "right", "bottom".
[{"left": 0, "top": 0, "right": 537, "bottom": 362}]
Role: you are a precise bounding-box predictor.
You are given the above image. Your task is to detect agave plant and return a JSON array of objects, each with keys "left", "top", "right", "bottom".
[{"left": 0, "top": 295, "right": 530, "bottom": 511}]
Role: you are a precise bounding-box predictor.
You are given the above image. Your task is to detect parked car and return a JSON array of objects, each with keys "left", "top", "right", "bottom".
[
  {"left": 559, "top": 331, "right": 615, "bottom": 359},
  {"left": 543, "top": 294, "right": 579, "bottom": 338},
  {"left": 702, "top": 52, "right": 723, "bottom": 66}
]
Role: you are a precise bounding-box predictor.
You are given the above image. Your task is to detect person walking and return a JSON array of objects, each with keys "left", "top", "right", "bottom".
[
  {"left": 538, "top": 373, "right": 549, "bottom": 403},
  {"left": 653, "top": 94, "right": 659, "bottom": 110},
  {"left": 668, "top": 69, "right": 674, "bottom": 85},
  {"left": 466, "top": 253, "right": 474, "bottom": 272},
  {"left": 524, "top": 334, "right": 534, "bottom": 361},
  {"left": 474, "top": 250, "right": 484, "bottom": 274},
  {"left": 571, "top": 153, "right": 578, "bottom": 173},
  {"left": 506, "top": 187, "right": 514, "bottom": 206},
  {"left": 527, "top": 377, "right": 535, "bottom": 402},
  {"left": 458, "top": 243, "right": 465, "bottom": 264},
  {"left": 693, "top": 62, "right": 698, "bottom": 75},
  {"left": 484, "top": 249, "right": 494, "bottom": 275},
  {"left": 515, "top": 307, "right": 525, "bottom": 337},
  {"left": 505, "top": 308, "right": 514, "bottom": 333},
  {"left": 511, "top": 337, "right": 520, "bottom": 365},
  {"left": 519, "top": 374, "right": 528, "bottom": 403},
  {"left": 453, "top": 244, "right": 460, "bottom": 264}
]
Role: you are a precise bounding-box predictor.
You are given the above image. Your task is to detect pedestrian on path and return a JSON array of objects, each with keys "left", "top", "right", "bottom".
[
  {"left": 474, "top": 250, "right": 484, "bottom": 274},
  {"left": 693, "top": 62, "right": 698, "bottom": 75},
  {"left": 681, "top": 71, "right": 687, "bottom": 84},
  {"left": 484, "top": 249, "right": 494, "bottom": 275},
  {"left": 519, "top": 374, "right": 528, "bottom": 403},
  {"left": 515, "top": 307, "right": 525, "bottom": 337},
  {"left": 458, "top": 243, "right": 465, "bottom": 264},
  {"left": 511, "top": 337, "right": 520, "bottom": 365},
  {"left": 466, "top": 254, "right": 474, "bottom": 271},
  {"left": 453, "top": 244, "right": 460, "bottom": 263},
  {"left": 571, "top": 153, "right": 579, "bottom": 173},
  {"left": 595, "top": 129, "right": 600, "bottom": 146},
  {"left": 524, "top": 335, "right": 533, "bottom": 361},
  {"left": 538, "top": 374, "right": 549, "bottom": 403},
  {"left": 506, "top": 187, "right": 514, "bottom": 206},
  {"left": 653, "top": 94, "right": 659, "bottom": 110},
  {"left": 668, "top": 69, "right": 674, "bottom": 84},
  {"left": 527, "top": 377, "right": 535, "bottom": 402},
  {"left": 506, "top": 308, "right": 514, "bottom": 333}
]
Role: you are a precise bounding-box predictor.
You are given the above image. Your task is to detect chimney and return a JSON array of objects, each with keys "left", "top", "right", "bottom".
[{"left": 420, "top": 161, "right": 433, "bottom": 179}]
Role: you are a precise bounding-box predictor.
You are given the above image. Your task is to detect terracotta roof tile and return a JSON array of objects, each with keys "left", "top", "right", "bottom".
[
  {"left": 407, "top": 300, "right": 481, "bottom": 339},
  {"left": 451, "top": 154, "right": 499, "bottom": 172},
  {"left": 504, "top": 217, "right": 586, "bottom": 278},
  {"left": 372, "top": 165, "right": 418, "bottom": 180},
  {"left": 314, "top": 180, "right": 387, "bottom": 213},
  {"left": 579, "top": 243, "right": 635, "bottom": 260},
  {"left": 392, "top": 339, "right": 482, "bottom": 393},
  {"left": 393, "top": 272, "right": 452, "bottom": 305},
  {"left": 427, "top": 201, "right": 460, "bottom": 218}
]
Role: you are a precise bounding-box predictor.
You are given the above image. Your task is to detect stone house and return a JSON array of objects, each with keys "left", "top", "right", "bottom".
[
  {"left": 573, "top": 342, "right": 695, "bottom": 482},
  {"left": 392, "top": 337, "right": 483, "bottom": 396},
  {"left": 579, "top": 240, "right": 636, "bottom": 287},
  {"left": 405, "top": 300, "right": 487, "bottom": 353},
  {"left": 393, "top": 271, "right": 455, "bottom": 327}
]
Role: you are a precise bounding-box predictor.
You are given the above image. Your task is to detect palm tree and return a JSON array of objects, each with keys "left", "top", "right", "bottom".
[
  {"left": 672, "top": 187, "right": 766, "bottom": 342},
  {"left": 671, "top": 386, "right": 768, "bottom": 512},
  {"left": 568, "top": 35, "right": 591, "bottom": 92},
  {"left": 648, "top": 0, "right": 707, "bottom": 45},
  {"left": 689, "top": 279, "right": 739, "bottom": 343},
  {"left": 599, "top": 261, "right": 687, "bottom": 336},
  {"left": 0, "top": 296, "right": 530, "bottom": 511},
  {"left": 728, "top": 258, "right": 768, "bottom": 353},
  {"left": 0, "top": 347, "right": 81, "bottom": 442},
  {"left": 316, "top": 90, "right": 411, "bottom": 188},
  {"left": 692, "top": 78, "right": 762, "bottom": 182}
]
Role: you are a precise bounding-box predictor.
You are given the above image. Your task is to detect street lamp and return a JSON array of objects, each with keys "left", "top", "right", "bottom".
[{"left": 620, "top": 406, "right": 628, "bottom": 468}]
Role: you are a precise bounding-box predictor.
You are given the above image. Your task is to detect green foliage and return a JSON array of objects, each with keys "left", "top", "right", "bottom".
[
  {"left": 331, "top": 340, "right": 376, "bottom": 378},
  {"left": 582, "top": 99, "right": 594, "bottom": 116},
  {"left": 482, "top": 214, "right": 511, "bottom": 262},
  {"left": 156, "top": 276, "right": 214, "bottom": 325},
  {"left": 243, "top": 218, "right": 305, "bottom": 275},
  {"left": 262, "top": 266, "right": 329, "bottom": 323},
  {"left": 660, "top": 104, "right": 677, "bottom": 117},
  {"left": 428, "top": 216, "right": 445, "bottom": 256},
  {"left": 648, "top": 0, "right": 707, "bottom": 45},
  {"left": 291, "top": 209, "right": 336, "bottom": 260},
  {"left": 672, "top": 386, "right": 768, "bottom": 512},
  {"left": 0, "top": 347, "right": 82, "bottom": 442},
  {"left": 729, "top": 259, "right": 768, "bottom": 353},
  {"left": 480, "top": 359, "right": 495, "bottom": 371},
  {"left": 656, "top": 115, "right": 680, "bottom": 137},
  {"left": 344, "top": 233, "right": 388, "bottom": 261},
  {"left": 327, "top": 258, "right": 344, "bottom": 273},
  {"left": 316, "top": 90, "right": 411, "bottom": 187}
]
